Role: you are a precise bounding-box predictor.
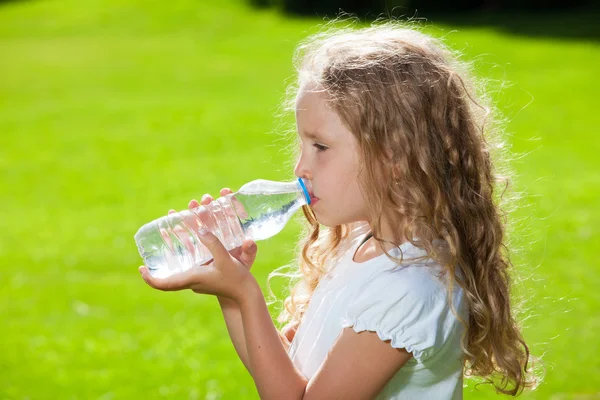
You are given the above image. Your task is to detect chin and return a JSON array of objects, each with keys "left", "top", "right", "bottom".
[{"left": 312, "top": 214, "right": 346, "bottom": 228}]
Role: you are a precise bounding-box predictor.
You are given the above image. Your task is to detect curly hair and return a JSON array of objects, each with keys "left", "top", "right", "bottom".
[{"left": 267, "top": 18, "right": 545, "bottom": 396}]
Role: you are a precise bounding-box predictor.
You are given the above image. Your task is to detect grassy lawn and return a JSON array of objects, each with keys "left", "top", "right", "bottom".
[{"left": 0, "top": 0, "right": 598, "bottom": 398}]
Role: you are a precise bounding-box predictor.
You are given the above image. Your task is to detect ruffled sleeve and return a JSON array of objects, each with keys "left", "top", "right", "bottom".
[{"left": 340, "top": 267, "right": 463, "bottom": 365}]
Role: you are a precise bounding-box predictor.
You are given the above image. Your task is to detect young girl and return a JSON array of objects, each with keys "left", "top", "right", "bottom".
[{"left": 139, "top": 20, "right": 543, "bottom": 399}]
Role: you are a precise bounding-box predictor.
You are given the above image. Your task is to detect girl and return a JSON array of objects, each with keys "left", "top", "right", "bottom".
[{"left": 139, "top": 20, "right": 543, "bottom": 399}]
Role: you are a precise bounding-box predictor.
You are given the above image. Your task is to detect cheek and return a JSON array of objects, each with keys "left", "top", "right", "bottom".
[
  {"left": 327, "top": 172, "right": 361, "bottom": 202},
  {"left": 340, "top": 170, "right": 366, "bottom": 204}
]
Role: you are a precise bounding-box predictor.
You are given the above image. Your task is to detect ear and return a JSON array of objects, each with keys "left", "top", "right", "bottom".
[
  {"left": 384, "top": 148, "right": 394, "bottom": 161},
  {"left": 388, "top": 157, "right": 401, "bottom": 181},
  {"left": 392, "top": 164, "right": 401, "bottom": 181},
  {"left": 384, "top": 149, "right": 399, "bottom": 174}
]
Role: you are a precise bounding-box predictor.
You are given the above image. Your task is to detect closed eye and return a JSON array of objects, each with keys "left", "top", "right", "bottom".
[{"left": 313, "top": 143, "right": 328, "bottom": 152}]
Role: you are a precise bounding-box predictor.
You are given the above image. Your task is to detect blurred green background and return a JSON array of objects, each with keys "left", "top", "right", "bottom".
[{"left": 1, "top": 0, "right": 599, "bottom": 399}]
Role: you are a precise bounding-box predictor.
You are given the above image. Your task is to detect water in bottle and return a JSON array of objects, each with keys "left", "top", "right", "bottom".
[{"left": 134, "top": 177, "right": 313, "bottom": 278}]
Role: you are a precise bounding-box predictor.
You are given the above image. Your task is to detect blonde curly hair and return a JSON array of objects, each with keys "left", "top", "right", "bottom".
[{"left": 267, "top": 18, "right": 544, "bottom": 396}]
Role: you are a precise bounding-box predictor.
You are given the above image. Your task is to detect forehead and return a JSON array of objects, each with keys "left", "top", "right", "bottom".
[
  {"left": 295, "top": 88, "right": 339, "bottom": 141},
  {"left": 295, "top": 87, "right": 328, "bottom": 115}
]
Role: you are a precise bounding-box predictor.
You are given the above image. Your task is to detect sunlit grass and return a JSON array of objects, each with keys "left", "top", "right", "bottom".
[{"left": 1, "top": 1, "right": 598, "bottom": 398}]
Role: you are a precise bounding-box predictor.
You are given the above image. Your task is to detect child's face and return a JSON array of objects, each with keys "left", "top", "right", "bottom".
[{"left": 294, "top": 86, "right": 368, "bottom": 227}]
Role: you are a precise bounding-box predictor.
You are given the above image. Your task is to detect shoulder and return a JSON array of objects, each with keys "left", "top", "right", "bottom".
[
  {"left": 362, "top": 238, "right": 459, "bottom": 300},
  {"left": 361, "top": 262, "right": 449, "bottom": 303},
  {"left": 344, "top": 263, "right": 450, "bottom": 327},
  {"left": 340, "top": 260, "right": 467, "bottom": 365}
]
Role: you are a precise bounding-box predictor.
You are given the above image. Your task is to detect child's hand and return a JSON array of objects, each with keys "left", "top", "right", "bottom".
[
  {"left": 156, "top": 188, "right": 253, "bottom": 269},
  {"left": 139, "top": 188, "right": 259, "bottom": 302},
  {"left": 188, "top": 189, "right": 254, "bottom": 271},
  {"left": 158, "top": 189, "right": 251, "bottom": 265}
]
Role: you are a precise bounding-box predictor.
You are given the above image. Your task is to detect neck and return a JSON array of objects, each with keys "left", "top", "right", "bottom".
[{"left": 366, "top": 212, "right": 408, "bottom": 253}]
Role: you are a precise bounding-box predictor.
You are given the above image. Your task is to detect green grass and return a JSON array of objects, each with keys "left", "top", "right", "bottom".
[{"left": 1, "top": 1, "right": 598, "bottom": 398}]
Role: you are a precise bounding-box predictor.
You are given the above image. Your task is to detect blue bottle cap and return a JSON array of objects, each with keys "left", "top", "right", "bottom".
[{"left": 297, "top": 177, "right": 311, "bottom": 205}]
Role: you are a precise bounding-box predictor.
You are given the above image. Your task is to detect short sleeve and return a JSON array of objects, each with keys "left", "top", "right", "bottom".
[{"left": 340, "top": 268, "right": 462, "bottom": 365}]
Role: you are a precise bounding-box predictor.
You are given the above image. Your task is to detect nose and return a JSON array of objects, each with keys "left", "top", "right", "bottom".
[
  {"left": 294, "top": 158, "right": 315, "bottom": 199},
  {"left": 294, "top": 154, "right": 312, "bottom": 182}
]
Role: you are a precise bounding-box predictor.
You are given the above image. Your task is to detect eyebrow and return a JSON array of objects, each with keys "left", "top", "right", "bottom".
[{"left": 299, "top": 131, "right": 325, "bottom": 141}]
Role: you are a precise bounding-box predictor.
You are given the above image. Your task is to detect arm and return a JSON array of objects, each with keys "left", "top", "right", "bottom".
[
  {"left": 239, "top": 276, "right": 308, "bottom": 399},
  {"left": 237, "top": 276, "right": 414, "bottom": 400},
  {"left": 195, "top": 191, "right": 292, "bottom": 373},
  {"left": 148, "top": 197, "right": 411, "bottom": 398},
  {"left": 217, "top": 296, "right": 252, "bottom": 374},
  {"left": 218, "top": 296, "right": 294, "bottom": 375}
]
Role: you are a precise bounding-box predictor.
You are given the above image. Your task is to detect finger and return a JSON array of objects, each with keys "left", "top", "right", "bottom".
[
  {"left": 161, "top": 222, "right": 188, "bottom": 255},
  {"left": 183, "top": 199, "right": 202, "bottom": 243},
  {"left": 187, "top": 196, "right": 212, "bottom": 252},
  {"left": 139, "top": 265, "right": 193, "bottom": 292},
  {"left": 139, "top": 265, "right": 161, "bottom": 290},
  {"left": 200, "top": 194, "right": 213, "bottom": 205},
  {"left": 200, "top": 258, "right": 214, "bottom": 266},
  {"left": 168, "top": 214, "right": 195, "bottom": 255},
  {"left": 224, "top": 190, "right": 248, "bottom": 219},
  {"left": 196, "top": 228, "right": 229, "bottom": 263},
  {"left": 239, "top": 238, "right": 258, "bottom": 267},
  {"left": 163, "top": 209, "right": 185, "bottom": 242},
  {"left": 159, "top": 228, "right": 173, "bottom": 251},
  {"left": 165, "top": 211, "right": 187, "bottom": 248},
  {"left": 219, "top": 188, "right": 249, "bottom": 227}
]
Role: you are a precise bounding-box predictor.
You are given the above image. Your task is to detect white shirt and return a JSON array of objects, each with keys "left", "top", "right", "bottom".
[{"left": 288, "top": 227, "right": 469, "bottom": 399}]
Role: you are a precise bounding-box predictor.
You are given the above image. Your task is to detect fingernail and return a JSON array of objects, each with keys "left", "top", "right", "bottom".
[{"left": 198, "top": 227, "right": 209, "bottom": 236}]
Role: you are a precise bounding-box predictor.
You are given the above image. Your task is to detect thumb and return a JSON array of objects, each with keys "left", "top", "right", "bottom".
[
  {"left": 197, "top": 227, "right": 229, "bottom": 262},
  {"left": 239, "top": 239, "right": 258, "bottom": 267}
]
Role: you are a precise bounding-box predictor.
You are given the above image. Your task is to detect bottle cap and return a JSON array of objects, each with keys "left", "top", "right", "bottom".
[{"left": 297, "top": 178, "right": 312, "bottom": 205}]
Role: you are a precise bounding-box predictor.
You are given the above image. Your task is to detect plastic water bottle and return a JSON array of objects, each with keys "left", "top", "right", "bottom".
[{"left": 134, "top": 177, "right": 313, "bottom": 278}]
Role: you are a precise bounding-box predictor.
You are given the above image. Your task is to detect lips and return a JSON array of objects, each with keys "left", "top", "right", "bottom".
[{"left": 303, "top": 180, "right": 317, "bottom": 202}]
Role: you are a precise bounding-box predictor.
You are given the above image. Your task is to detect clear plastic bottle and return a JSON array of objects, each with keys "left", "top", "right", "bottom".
[{"left": 134, "top": 177, "right": 313, "bottom": 278}]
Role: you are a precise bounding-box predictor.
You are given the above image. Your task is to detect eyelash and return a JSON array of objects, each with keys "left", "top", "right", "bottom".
[{"left": 313, "top": 143, "right": 328, "bottom": 152}]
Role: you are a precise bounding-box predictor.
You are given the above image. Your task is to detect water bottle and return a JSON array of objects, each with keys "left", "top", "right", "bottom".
[{"left": 134, "top": 177, "right": 313, "bottom": 278}]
